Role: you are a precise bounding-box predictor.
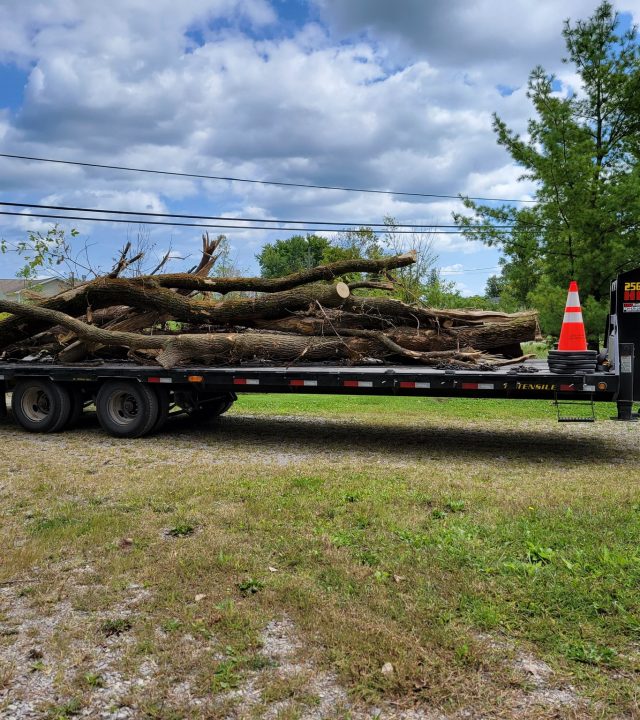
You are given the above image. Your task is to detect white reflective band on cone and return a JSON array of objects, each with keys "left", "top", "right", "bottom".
[
  {"left": 563, "top": 311, "right": 584, "bottom": 322},
  {"left": 566, "top": 291, "right": 580, "bottom": 305}
]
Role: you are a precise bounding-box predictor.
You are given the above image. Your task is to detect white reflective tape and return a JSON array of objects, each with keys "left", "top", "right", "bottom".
[
  {"left": 583, "top": 384, "right": 596, "bottom": 392},
  {"left": 158, "top": 377, "right": 172, "bottom": 384},
  {"left": 359, "top": 381, "right": 373, "bottom": 387},
  {"left": 303, "top": 380, "right": 317, "bottom": 386},
  {"left": 415, "top": 382, "right": 430, "bottom": 388},
  {"left": 478, "top": 383, "right": 494, "bottom": 390},
  {"left": 563, "top": 311, "right": 584, "bottom": 322},
  {"left": 246, "top": 378, "right": 260, "bottom": 385},
  {"left": 566, "top": 291, "right": 580, "bottom": 305}
]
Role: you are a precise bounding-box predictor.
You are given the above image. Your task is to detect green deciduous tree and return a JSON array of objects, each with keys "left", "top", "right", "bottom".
[
  {"left": 1, "top": 225, "right": 78, "bottom": 281},
  {"left": 256, "top": 234, "right": 346, "bottom": 278},
  {"left": 455, "top": 1, "right": 640, "bottom": 336}
]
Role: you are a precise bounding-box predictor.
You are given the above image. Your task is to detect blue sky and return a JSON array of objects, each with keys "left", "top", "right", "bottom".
[{"left": 0, "top": 0, "right": 638, "bottom": 293}]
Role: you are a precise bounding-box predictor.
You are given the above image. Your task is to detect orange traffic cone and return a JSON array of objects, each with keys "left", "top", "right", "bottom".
[{"left": 557, "top": 281, "right": 588, "bottom": 351}]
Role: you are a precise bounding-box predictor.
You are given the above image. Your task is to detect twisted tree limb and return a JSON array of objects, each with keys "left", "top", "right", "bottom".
[
  {"left": 0, "top": 280, "right": 351, "bottom": 350},
  {"left": 130, "top": 250, "right": 416, "bottom": 293},
  {"left": 0, "top": 299, "right": 530, "bottom": 370},
  {"left": 0, "top": 251, "right": 415, "bottom": 348}
]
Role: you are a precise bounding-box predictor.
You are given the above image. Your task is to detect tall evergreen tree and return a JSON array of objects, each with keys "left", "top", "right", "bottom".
[{"left": 455, "top": 2, "right": 640, "bottom": 334}]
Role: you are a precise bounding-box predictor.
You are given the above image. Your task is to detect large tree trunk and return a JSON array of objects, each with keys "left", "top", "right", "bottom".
[
  {"left": 256, "top": 311, "right": 538, "bottom": 350},
  {"left": 0, "top": 299, "right": 518, "bottom": 370},
  {"left": 343, "top": 296, "right": 535, "bottom": 327},
  {"left": 0, "top": 251, "right": 414, "bottom": 348},
  {"left": 0, "top": 280, "right": 351, "bottom": 350}
]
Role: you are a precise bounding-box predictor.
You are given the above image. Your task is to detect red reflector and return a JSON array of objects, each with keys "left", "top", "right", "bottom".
[
  {"left": 461, "top": 382, "right": 478, "bottom": 390},
  {"left": 147, "top": 377, "right": 161, "bottom": 383},
  {"left": 233, "top": 378, "right": 247, "bottom": 385},
  {"left": 559, "top": 384, "right": 574, "bottom": 391},
  {"left": 290, "top": 379, "right": 305, "bottom": 386},
  {"left": 399, "top": 381, "right": 415, "bottom": 388},
  {"left": 343, "top": 380, "right": 359, "bottom": 387}
]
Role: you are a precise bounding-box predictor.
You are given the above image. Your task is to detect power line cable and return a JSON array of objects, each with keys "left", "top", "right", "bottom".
[
  {"left": 0, "top": 200, "right": 526, "bottom": 230},
  {"left": 0, "top": 152, "right": 537, "bottom": 204},
  {"left": 0, "top": 209, "right": 523, "bottom": 234}
]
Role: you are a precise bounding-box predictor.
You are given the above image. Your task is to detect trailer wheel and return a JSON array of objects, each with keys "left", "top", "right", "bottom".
[
  {"left": 11, "top": 379, "right": 72, "bottom": 433},
  {"left": 151, "top": 387, "right": 170, "bottom": 434},
  {"left": 96, "top": 381, "right": 159, "bottom": 438},
  {"left": 66, "top": 387, "right": 86, "bottom": 429}
]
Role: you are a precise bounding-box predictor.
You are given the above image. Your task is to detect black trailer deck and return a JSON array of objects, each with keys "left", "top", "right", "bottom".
[{"left": 0, "top": 359, "right": 621, "bottom": 402}]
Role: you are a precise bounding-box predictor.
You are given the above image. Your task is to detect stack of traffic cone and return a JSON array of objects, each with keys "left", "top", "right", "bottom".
[{"left": 548, "top": 280, "right": 597, "bottom": 374}]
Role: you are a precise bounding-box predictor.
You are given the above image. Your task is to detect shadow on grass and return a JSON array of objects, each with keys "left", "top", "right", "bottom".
[
  {"left": 0, "top": 410, "right": 633, "bottom": 465},
  {"left": 166, "top": 413, "right": 632, "bottom": 465}
]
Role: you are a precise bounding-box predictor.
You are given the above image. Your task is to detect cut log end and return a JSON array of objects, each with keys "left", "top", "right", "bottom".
[{"left": 336, "top": 282, "right": 350, "bottom": 300}]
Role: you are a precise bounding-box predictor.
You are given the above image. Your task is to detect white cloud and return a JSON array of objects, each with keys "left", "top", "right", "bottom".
[
  {"left": 441, "top": 263, "right": 464, "bottom": 274},
  {"left": 314, "top": 0, "right": 605, "bottom": 81}
]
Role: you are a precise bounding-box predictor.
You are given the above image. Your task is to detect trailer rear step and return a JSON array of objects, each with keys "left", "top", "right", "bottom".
[{"left": 554, "top": 395, "right": 595, "bottom": 422}]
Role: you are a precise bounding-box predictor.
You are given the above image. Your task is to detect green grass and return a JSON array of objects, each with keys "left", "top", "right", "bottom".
[
  {"left": 231, "top": 392, "right": 617, "bottom": 421},
  {"left": 0, "top": 394, "right": 638, "bottom": 717}
]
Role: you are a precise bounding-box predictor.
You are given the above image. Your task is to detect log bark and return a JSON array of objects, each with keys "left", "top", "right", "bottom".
[
  {"left": 0, "top": 280, "right": 351, "bottom": 350},
  {"left": 257, "top": 311, "right": 538, "bottom": 350},
  {"left": 344, "top": 296, "right": 537, "bottom": 328},
  {"left": 388, "top": 313, "right": 537, "bottom": 351},
  {"left": 0, "top": 299, "right": 525, "bottom": 370},
  {"left": 147, "top": 251, "right": 416, "bottom": 293}
]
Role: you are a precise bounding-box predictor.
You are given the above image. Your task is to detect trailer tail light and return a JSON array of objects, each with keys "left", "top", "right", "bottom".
[{"left": 188, "top": 375, "right": 204, "bottom": 383}]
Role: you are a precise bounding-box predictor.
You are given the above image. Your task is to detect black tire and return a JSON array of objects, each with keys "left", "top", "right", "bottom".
[
  {"left": 65, "top": 387, "right": 86, "bottom": 429},
  {"left": 151, "top": 387, "right": 170, "bottom": 434},
  {"left": 548, "top": 350, "right": 597, "bottom": 360},
  {"left": 548, "top": 362, "right": 597, "bottom": 370},
  {"left": 11, "top": 379, "right": 72, "bottom": 433},
  {"left": 96, "top": 381, "right": 159, "bottom": 438}
]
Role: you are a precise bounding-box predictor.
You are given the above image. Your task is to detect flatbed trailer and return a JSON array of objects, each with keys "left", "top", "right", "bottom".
[{"left": 1, "top": 267, "right": 639, "bottom": 437}]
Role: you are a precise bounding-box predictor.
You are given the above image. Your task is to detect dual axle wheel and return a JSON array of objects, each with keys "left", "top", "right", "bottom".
[
  {"left": 10, "top": 379, "right": 235, "bottom": 438},
  {"left": 12, "top": 379, "right": 83, "bottom": 433}
]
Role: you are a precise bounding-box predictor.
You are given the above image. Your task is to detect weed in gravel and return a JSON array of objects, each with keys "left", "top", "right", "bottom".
[
  {"left": 238, "top": 578, "right": 264, "bottom": 595},
  {"left": 564, "top": 641, "right": 618, "bottom": 666},
  {"left": 161, "top": 618, "right": 182, "bottom": 632},
  {"left": 100, "top": 618, "right": 132, "bottom": 636},
  {"left": 46, "top": 697, "right": 82, "bottom": 719},
  {"left": 82, "top": 671, "right": 105, "bottom": 687},
  {"left": 166, "top": 522, "right": 196, "bottom": 538}
]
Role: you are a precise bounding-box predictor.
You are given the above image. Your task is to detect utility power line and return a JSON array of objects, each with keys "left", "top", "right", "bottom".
[
  {"left": 0, "top": 201, "right": 525, "bottom": 230},
  {"left": 0, "top": 210, "right": 523, "bottom": 235},
  {"left": 0, "top": 152, "right": 537, "bottom": 204}
]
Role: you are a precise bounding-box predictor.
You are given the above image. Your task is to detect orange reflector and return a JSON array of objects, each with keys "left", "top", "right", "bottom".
[
  {"left": 188, "top": 375, "right": 204, "bottom": 383},
  {"left": 597, "top": 382, "right": 607, "bottom": 391}
]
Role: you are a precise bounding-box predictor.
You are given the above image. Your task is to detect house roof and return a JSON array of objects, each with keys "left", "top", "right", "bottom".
[{"left": 0, "top": 278, "right": 60, "bottom": 295}]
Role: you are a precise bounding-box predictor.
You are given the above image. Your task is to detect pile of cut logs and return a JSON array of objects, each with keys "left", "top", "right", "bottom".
[{"left": 0, "top": 236, "right": 538, "bottom": 370}]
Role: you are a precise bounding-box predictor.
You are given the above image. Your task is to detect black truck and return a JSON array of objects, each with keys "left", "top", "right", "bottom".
[{"left": 1, "top": 267, "right": 638, "bottom": 438}]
